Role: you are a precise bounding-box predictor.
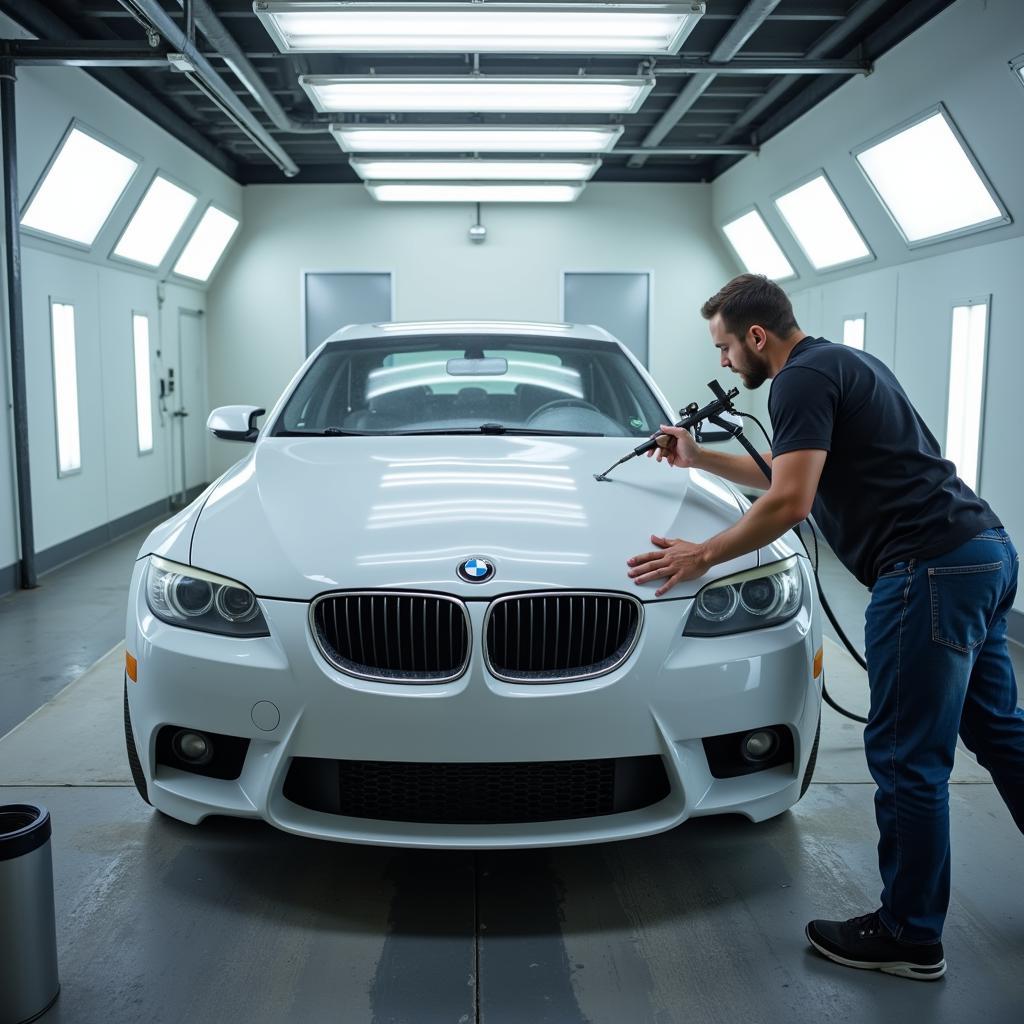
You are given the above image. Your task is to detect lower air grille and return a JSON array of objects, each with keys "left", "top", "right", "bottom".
[
  {"left": 311, "top": 592, "right": 470, "bottom": 682},
  {"left": 283, "top": 755, "right": 670, "bottom": 824},
  {"left": 485, "top": 592, "right": 642, "bottom": 682}
]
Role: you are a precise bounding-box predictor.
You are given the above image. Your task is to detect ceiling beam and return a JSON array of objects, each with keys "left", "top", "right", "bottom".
[
  {"left": 0, "top": 39, "right": 170, "bottom": 66},
  {"left": 653, "top": 59, "right": 871, "bottom": 75},
  {"left": 629, "top": 0, "right": 783, "bottom": 168}
]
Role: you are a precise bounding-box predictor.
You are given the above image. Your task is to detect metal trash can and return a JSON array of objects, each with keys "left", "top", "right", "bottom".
[{"left": 0, "top": 804, "right": 60, "bottom": 1024}]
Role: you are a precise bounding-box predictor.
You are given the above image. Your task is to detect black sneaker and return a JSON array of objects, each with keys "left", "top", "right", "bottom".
[{"left": 806, "top": 911, "right": 946, "bottom": 981}]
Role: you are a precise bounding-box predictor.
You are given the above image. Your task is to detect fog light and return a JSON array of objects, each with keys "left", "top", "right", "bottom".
[
  {"left": 742, "top": 729, "right": 778, "bottom": 762},
  {"left": 172, "top": 730, "right": 213, "bottom": 766}
]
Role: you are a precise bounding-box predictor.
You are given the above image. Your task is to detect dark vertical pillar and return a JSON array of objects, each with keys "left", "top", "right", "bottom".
[{"left": 0, "top": 58, "right": 37, "bottom": 589}]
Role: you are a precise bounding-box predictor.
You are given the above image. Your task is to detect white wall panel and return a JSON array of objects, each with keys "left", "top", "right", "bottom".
[
  {"left": 21, "top": 249, "right": 107, "bottom": 550},
  {"left": 97, "top": 268, "right": 166, "bottom": 521}
]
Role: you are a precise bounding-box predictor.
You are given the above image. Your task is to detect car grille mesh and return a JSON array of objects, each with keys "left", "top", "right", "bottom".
[
  {"left": 283, "top": 755, "right": 670, "bottom": 824},
  {"left": 311, "top": 593, "right": 469, "bottom": 681},
  {"left": 485, "top": 593, "right": 641, "bottom": 681}
]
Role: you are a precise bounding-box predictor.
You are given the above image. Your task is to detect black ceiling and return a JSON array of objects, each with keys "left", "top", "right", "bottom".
[{"left": 2, "top": 1, "right": 957, "bottom": 185}]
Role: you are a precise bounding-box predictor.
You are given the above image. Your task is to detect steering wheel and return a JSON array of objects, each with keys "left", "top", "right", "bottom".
[{"left": 526, "top": 398, "right": 602, "bottom": 422}]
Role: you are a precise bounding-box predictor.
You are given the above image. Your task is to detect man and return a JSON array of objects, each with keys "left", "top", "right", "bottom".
[{"left": 627, "top": 273, "right": 1023, "bottom": 981}]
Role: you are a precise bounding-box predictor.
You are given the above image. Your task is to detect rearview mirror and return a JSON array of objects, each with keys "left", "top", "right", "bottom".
[
  {"left": 207, "top": 405, "right": 265, "bottom": 443},
  {"left": 696, "top": 410, "right": 743, "bottom": 444}
]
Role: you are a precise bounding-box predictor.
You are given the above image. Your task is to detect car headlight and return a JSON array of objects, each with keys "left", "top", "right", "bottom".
[
  {"left": 145, "top": 556, "right": 270, "bottom": 638},
  {"left": 684, "top": 556, "right": 803, "bottom": 637}
]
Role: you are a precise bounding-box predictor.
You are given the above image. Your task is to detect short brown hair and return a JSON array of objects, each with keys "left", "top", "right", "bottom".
[{"left": 701, "top": 273, "right": 798, "bottom": 339}]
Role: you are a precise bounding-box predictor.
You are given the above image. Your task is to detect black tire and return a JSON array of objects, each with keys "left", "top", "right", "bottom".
[
  {"left": 124, "top": 678, "right": 151, "bottom": 806},
  {"left": 798, "top": 712, "right": 821, "bottom": 801}
]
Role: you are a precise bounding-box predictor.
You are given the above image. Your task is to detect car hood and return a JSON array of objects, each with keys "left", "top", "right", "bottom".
[{"left": 186, "top": 436, "right": 759, "bottom": 601}]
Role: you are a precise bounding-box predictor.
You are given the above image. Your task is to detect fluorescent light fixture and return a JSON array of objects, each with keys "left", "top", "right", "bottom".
[
  {"left": 854, "top": 108, "right": 1007, "bottom": 246},
  {"left": 331, "top": 124, "right": 624, "bottom": 154},
  {"left": 173, "top": 205, "right": 240, "bottom": 282},
  {"left": 133, "top": 313, "right": 154, "bottom": 453},
  {"left": 301, "top": 76, "right": 654, "bottom": 114},
  {"left": 50, "top": 301, "right": 82, "bottom": 475},
  {"left": 945, "top": 301, "right": 988, "bottom": 492},
  {"left": 113, "top": 174, "right": 197, "bottom": 267},
  {"left": 842, "top": 316, "right": 865, "bottom": 350},
  {"left": 256, "top": 2, "right": 704, "bottom": 54},
  {"left": 721, "top": 209, "right": 795, "bottom": 281},
  {"left": 351, "top": 158, "right": 600, "bottom": 182},
  {"left": 774, "top": 173, "right": 871, "bottom": 271},
  {"left": 22, "top": 126, "right": 138, "bottom": 247},
  {"left": 366, "top": 182, "right": 584, "bottom": 202}
]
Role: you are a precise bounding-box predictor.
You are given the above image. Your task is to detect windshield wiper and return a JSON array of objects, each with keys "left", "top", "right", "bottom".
[
  {"left": 275, "top": 427, "right": 368, "bottom": 436},
  {"left": 391, "top": 424, "right": 605, "bottom": 437}
]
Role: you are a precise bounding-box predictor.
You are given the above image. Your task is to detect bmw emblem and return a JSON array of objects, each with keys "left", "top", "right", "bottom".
[{"left": 458, "top": 557, "right": 494, "bottom": 583}]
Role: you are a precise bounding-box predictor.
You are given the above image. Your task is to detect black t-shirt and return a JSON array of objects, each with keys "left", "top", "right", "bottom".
[{"left": 767, "top": 336, "right": 1000, "bottom": 587}]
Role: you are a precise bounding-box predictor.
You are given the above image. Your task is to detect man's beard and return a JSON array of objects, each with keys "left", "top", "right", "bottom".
[
  {"left": 738, "top": 351, "right": 770, "bottom": 389},
  {"left": 740, "top": 368, "right": 767, "bottom": 389}
]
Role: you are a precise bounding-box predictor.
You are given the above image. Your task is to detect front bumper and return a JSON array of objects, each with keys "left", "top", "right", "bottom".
[{"left": 125, "top": 559, "right": 822, "bottom": 848}]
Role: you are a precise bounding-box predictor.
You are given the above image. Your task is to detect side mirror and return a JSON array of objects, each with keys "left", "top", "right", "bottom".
[
  {"left": 207, "top": 405, "right": 265, "bottom": 443},
  {"left": 696, "top": 410, "right": 743, "bottom": 444}
]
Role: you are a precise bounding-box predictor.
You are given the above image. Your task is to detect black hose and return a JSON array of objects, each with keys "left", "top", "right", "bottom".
[{"left": 737, "top": 412, "right": 868, "bottom": 725}]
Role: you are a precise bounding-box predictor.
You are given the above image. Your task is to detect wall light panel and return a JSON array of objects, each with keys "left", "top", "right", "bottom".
[
  {"left": 113, "top": 174, "right": 197, "bottom": 268},
  {"left": 721, "top": 209, "right": 795, "bottom": 281},
  {"left": 22, "top": 125, "right": 138, "bottom": 247},
  {"left": 774, "top": 173, "right": 871, "bottom": 271},
  {"left": 854, "top": 107, "right": 1008, "bottom": 246},
  {"left": 173, "top": 205, "right": 240, "bottom": 282}
]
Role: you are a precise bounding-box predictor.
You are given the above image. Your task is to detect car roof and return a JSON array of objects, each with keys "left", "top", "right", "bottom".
[{"left": 323, "top": 320, "right": 620, "bottom": 345}]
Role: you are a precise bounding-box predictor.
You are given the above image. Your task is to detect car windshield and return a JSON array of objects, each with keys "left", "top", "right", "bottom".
[{"left": 272, "top": 334, "right": 667, "bottom": 438}]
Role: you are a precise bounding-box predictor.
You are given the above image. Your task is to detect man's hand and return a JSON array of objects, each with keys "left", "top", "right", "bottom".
[
  {"left": 626, "top": 534, "right": 710, "bottom": 597},
  {"left": 646, "top": 425, "right": 701, "bottom": 468}
]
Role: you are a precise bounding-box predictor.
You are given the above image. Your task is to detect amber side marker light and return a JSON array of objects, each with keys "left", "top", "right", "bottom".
[
  {"left": 126, "top": 651, "right": 138, "bottom": 682},
  {"left": 813, "top": 646, "right": 823, "bottom": 679}
]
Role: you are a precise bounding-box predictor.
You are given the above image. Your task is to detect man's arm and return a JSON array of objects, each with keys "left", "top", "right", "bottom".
[
  {"left": 648, "top": 424, "right": 772, "bottom": 490},
  {"left": 627, "top": 449, "right": 826, "bottom": 595},
  {"left": 700, "top": 449, "right": 826, "bottom": 566},
  {"left": 694, "top": 446, "right": 773, "bottom": 490}
]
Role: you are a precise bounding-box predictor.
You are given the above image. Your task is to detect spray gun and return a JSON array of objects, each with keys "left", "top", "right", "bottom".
[{"left": 595, "top": 380, "right": 773, "bottom": 483}]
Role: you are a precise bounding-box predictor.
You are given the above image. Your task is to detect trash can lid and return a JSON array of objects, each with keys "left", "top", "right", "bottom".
[{"left": 0, "top": 804, "right": 51, "bottom": 861}]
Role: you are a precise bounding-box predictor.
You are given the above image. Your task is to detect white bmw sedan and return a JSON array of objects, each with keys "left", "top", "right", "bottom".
[{"left": 124, "top": 320, "right": 823, "bottom": 848}]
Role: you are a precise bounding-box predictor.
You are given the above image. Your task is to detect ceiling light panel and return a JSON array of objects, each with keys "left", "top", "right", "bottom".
[
  {"left": 173, "top": 206, "right": 240, "bottom": 282},
  {"left": 773, "top": 173, "right": 871, "bottom": 272},
  {"left": 256, "top": 2, "right": 704, "bottom": 54},
  {"left": 21, "top": 126, "right": 138, "bottom": 247},
  {"left": 721, "top": 210, "right": 795, "bottom": 281},
  {"left": 113, "top": 174, "right": 198, "bottom": 267},
  {"left": 366, "top": 182, "right": 585, "bottom": 203},
  {"left": 350, "top": 158, "right": 600, "bottom": 181},
  {"left": 301, "top": 76, "right": 654, "bottom": 114},
  {"left": 331, "top": 124, "right": 624, "bottom": 154},
  {"left": 854, "top": 108, "right": 1007, "bottom": 246}
]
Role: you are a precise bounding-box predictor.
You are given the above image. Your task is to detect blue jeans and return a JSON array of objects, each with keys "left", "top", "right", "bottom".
[{"left": 864, "top": 527, "right": 1024, "bottom": 942}]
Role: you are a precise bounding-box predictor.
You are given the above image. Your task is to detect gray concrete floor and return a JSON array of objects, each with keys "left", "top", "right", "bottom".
[
  {"left": 0, "top": 523, "right": 159, "bottom": 739},
  {"left": 1, "top": 531, "right": 1022, "bottom": 1023}
]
